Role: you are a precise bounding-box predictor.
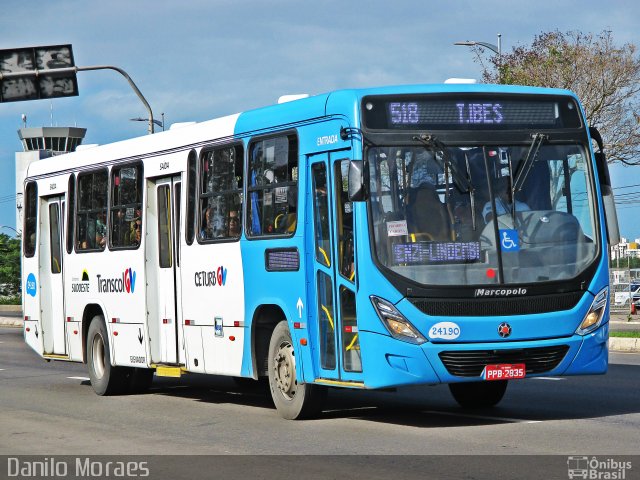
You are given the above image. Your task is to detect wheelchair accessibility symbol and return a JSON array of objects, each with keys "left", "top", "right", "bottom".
[{"left": 499, "top": 229, "right": 520, "bottom": 252}]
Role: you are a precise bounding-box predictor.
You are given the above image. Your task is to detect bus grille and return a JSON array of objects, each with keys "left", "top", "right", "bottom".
[
  {"left": 409, "top": 292, "right": 583, "bottom": 317},
  {"left": 438, "top": 345, "right": 570, "bottom": 377}
]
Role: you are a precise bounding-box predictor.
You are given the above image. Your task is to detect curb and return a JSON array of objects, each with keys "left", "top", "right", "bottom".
[
  {"left": 0, "top": 317, "right": 23, "bottom": 328},
  {"left": 0, "top": 305, "right": 21, "bottom": 317},
  {"left": 609, "top": 337, "right": 640, "bottom": 353}
]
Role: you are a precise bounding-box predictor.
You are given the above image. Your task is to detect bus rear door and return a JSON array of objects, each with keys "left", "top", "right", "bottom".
[
  {"left": 146, "top": 175, "right": 184, "bottom": 365},
  {"left": 39, "top": 195, "right": 66, "bottom": 356}
]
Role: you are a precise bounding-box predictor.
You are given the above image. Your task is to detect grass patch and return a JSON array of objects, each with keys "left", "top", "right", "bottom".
[
  {"left": 610, "top": 330, "right": 640, "bottom": 338},
  {"left": 0, "top": 295, "right": 21, "bottom": 305}
]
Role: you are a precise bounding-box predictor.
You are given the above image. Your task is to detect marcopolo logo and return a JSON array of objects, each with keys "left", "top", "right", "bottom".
[
  {"left": 475, "top": 287, "right": 527, "bottom": 298},
  {"left": 97, "top": 268, "right": 136, "bottom": 294},
  {"left": 194, "top": 266, "right": 227, "bottom": 287},
  {"left": 25, "top": 273, "right": 37, "bottom": 297}
]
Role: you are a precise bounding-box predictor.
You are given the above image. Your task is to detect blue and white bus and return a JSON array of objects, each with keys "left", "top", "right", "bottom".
[{"left": 22, "top": 82, "right": 619, "bottom": 419}]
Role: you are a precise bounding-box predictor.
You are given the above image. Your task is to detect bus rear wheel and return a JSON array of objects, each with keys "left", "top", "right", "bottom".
[
  {"left": 87, "top": 315, "right": 128, "bottom": 396},
  {"left": 449, "top": 380, "right": 508, "bottom": 408},
  {"left": 267, "top": 321, "right": 326, "bottom": 419}
]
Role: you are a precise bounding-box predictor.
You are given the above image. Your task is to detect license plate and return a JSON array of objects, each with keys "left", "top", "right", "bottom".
[{"left": 483, "top": 364, "right": 526, "bottom": 381}]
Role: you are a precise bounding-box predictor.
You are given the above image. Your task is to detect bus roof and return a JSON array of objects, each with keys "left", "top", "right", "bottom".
[{"left": 25, "top": 82, "right": 578, "bottom": 180}]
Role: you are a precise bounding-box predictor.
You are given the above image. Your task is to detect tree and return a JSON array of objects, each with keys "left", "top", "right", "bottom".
[
  {"left": 0, "top": 233, "right": 21, "bottom": 297},
  {"left": 474, "top": 30, "right": 640, "bottom": 165}
]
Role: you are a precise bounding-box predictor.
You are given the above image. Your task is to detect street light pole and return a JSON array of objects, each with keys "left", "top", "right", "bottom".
[
  {"left": 130, "top": 113, "right": 165, "bottom": 132},
  {"left": 0, "top": 65, "right": 155, "bottom": 134},
  {"left": 454, "top": 34, "right": 503, "bottom": 81},
  {"left": 454, "top": 34, "right": 502, "bottom": 56}
]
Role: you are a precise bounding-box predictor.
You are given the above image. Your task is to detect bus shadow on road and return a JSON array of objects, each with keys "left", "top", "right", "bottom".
[
  {"left": 148, "top": 375, "right": 275, "bottom": 410},
  {"left": 118, "top": 362, "right": 640, "bottom": 428},
  {"left": 139, "top": 378, "right": 529, "bottom": 427}
]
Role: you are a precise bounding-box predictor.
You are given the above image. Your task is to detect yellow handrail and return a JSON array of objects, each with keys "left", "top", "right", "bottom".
[{"left": 321, "top": 304, "right": 334, "bottom": 330}]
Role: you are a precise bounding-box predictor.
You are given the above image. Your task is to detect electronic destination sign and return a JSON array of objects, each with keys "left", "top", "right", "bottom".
[
  {"left": 363, "top": 95, "right": 582, "bottom": 130},
  {"left": 393, "top": 241, "right": 481, "bottom": 266}
]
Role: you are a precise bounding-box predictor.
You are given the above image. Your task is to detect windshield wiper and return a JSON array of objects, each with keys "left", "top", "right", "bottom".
[
  {"left": 513, "top": 133, "right": 548, "bottom": 193},
  {"left": 412, "top": 134, "right": 472, "bottom": 193}
]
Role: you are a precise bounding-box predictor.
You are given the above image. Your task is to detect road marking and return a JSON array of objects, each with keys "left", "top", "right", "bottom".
[
  {"left": 0, "top": 369, "right": 5, "bottom": 371},
  {"left": 424, "top": 410, "right": 541, "bottom": 424},
  {"left": 530, "top": 377, "right": 566, "bottom": 381},
  {"left": 67, "top": 376, "right": 90, "bottom": 381}
]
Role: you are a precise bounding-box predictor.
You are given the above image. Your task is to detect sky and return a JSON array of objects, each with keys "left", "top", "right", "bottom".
[{"left": 0, "top": 0, "right": 639, "bottom": 239}]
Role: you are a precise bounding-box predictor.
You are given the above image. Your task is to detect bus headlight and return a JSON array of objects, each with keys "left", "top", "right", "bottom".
[
  {"left": 576, "top": 287, "right": 608, "bottom": 336},
  {"left": 370, "top": 296, "right": 427, "bottom": 344}
]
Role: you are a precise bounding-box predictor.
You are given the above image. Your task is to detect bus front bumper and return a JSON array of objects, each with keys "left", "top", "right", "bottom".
[{"left": 359, "top": 322, "right": 608, "bottom": 389}]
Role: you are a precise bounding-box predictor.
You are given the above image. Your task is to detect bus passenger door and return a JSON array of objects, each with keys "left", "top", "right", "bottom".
[
  {"left": 39, "top": 196, "right": 66, "bottom": 355},
  {"left": 308, "top": 154, "right": 362, "bottom": 382},
  {"left": 146, "top": 175, "right": 183, "bottom": 365}
]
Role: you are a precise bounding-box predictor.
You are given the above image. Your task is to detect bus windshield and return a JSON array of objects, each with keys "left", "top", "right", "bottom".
[{"left": 367, "top": 142, "right": 598, "bottom": 286}]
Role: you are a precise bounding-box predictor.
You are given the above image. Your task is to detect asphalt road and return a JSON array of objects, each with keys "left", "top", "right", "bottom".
[{"left": 1, "top": 325, "right": 639, "bottom": 478}]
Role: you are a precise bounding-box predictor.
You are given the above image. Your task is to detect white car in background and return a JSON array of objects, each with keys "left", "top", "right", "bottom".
[{"left": 613, "top": 283, "right": 640, "bottom": 306}]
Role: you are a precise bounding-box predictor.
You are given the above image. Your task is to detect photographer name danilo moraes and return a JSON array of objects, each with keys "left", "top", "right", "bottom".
[{"left": 7, "top": 457, "right": 150, "bottom": 478}]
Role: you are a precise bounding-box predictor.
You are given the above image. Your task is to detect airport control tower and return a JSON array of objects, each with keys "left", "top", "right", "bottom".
[{"left": 15, "top": 125, "right": 86, "bottom": 233}]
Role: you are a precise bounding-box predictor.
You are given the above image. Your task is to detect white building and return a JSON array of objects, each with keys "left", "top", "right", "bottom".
[
  {"left": 610, "top": 237, "right": 640, "bottom": 261},
  {"left": 15, "top": 126, "right": 86, "bottom": 232}
]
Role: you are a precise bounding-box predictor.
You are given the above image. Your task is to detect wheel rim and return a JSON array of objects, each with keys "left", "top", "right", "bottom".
[
  {"left": 91, "top": 333, "right": 106, "bottom": 380},
  {"left": 273, "top": 339, "right": 297, "bottom": 401}
]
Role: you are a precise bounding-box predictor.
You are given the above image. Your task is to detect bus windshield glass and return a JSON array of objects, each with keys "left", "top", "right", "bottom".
[{"left": 367, "top": 143, "right": 598, "bottom": 286}]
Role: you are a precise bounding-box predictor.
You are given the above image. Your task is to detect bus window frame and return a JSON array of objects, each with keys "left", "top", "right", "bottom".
[
  {"left": 66, "top": 173, "right": 75, "bottom": 254},
  {"left": 108, "top": 161, "right": 144, "bottom": 251},
  {"left": 75, "top": 168, "right": 109, "bottom": 254},
  {"left": 196, "top": 142, "right": 245, "bottom": 245},
  {"left": 23, "top": 181, "right": 38, "bottom": 258},
  {"left": 185, "top": 149, "right": 197, "bottom": 246},
  {"left": 245, "top": 130, "right": 299, "bottom": 241}
]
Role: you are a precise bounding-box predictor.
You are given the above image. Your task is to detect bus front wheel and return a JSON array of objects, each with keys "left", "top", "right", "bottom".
[
  {"left": 267, "top": 321, "right": 326, "bottom": 419},
  {"left": 449, "top": 380, "right": 508, "bottom": 408},
  {"left": 87, "top": 315, "right": 128, "bottom": 395}
]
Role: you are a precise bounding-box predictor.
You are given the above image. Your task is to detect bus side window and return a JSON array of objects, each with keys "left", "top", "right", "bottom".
[
  {"left": 76, "top": 169, "right": 108, "bottom": 251},
  {"left": 66, "top": 174, "right": 75, "bottom": 254},
  {"left": 110, "top": 164, "right": 143, "bottom": 248},
  {"left": 247, "top": 134, "right": 298, "bottom": 237},
  {"left": 186, "top": 150, "right": 197, "bottom": 245},
  {"left": 23, "top": 181, "right": 38, "bottom": 257},
  {"left": 198, "top": 144, "right": 243, "bottom": 241},
  {"left": 335, "top": 160, "right": 355, "bottom": 282}
]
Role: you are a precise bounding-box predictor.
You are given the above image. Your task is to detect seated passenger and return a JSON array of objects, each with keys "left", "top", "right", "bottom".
[
  {"left": 128, "top": 218, "right": 142, "bottom": 245},
  {"left": 228, "top": 210, "right": 241, "bottom": 237},
  {"left": 200, "top": 207, "right": 214, "bottom": 239},
  {"left": 405, "top": 181, "right": 452, "bottom": 241},
  {"left": 482, "top": 176, "right": 530, "bottom": 223}
]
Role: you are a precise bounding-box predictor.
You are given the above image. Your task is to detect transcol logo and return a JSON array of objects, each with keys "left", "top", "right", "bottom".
[{"left": 97, "top": 268, "right": 136, "bottom": 294}]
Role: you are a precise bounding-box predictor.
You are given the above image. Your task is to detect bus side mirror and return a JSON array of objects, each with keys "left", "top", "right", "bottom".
[
  {"left": 602, "top": 188, "right": 620, "bottom": 246},
  {"left": 590, "top": 126, "right": 620, "bottom": 245},
  {"left": 348, "top": 160, "right": 368, "bottom": 202}
]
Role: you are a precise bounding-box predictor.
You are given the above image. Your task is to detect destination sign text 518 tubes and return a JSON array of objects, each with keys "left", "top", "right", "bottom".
[{"left": 362, "top": 95, "right": 582, "bottom": 130}]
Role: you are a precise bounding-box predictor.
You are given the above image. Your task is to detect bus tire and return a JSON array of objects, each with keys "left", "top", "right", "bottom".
[
  {"left": 87, "top": 315, "right": 128, "bottom": 396},
  {"left": 449, "top": 380, "right": 508, "bottom": 408},
  {"left": 268, "top": 320, "right": 326, "bottom": 419}
]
